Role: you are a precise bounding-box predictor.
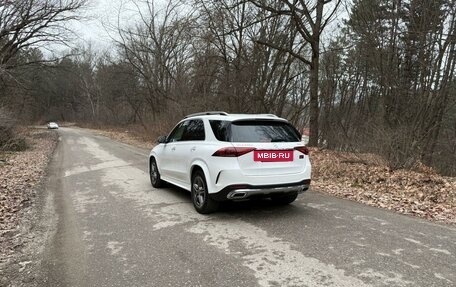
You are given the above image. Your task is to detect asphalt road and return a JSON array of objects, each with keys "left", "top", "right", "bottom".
[{"left": 39, "top": 127, "right": 456, "bottom": 287}]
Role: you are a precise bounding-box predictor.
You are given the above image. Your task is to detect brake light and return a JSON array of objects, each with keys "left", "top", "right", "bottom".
[
  {"left": 212, "top": 147, "right": 256, "bottom": 157},
  {"left": 294, "top": 146, "right": 309, "bottom": 155}
]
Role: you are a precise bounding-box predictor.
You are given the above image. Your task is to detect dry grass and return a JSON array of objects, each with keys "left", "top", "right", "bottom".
[
  {"left": 84, "top": 126, "right": 155, "bottom": 149},
  {"left": 78, "top": 122, "right": 173, "bottom": 150}
]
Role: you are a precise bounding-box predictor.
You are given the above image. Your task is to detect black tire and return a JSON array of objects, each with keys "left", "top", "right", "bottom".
[
  {"left": 149, "top": 158, "right": 164, "bottom": 188},
  {"left": 191, "top": 170, "right": 219, "bottom": 214},
  {"left": 271, "top": 192, "right": 298, "bottom": 205}
]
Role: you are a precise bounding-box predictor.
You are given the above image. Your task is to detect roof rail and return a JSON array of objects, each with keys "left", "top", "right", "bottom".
[
  {"left": 258, "top": 114, "right": 279, "bottom": 118},
  {"left": 184, "top": 111, "right": 228, "bottom": 118}
]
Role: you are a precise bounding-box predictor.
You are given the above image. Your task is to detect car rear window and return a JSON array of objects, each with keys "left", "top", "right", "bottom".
[{"left": 210, "top": 120, "right": 301, "bottom": 142}]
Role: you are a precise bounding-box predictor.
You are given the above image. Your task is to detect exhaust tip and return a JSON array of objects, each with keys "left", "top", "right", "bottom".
[
  {"left": 227, "top": 191, "right": 247, "bottom": 199},
  {"left": 299, "top": 185, "right": 309, "bottom": 193}
]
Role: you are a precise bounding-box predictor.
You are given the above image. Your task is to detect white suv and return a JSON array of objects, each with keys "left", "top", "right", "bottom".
[{"left": 149, "top": 112, "right": 311, "bottom": 213}]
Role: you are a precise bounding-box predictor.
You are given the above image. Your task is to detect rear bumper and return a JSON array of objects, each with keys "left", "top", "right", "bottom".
[{"left": 209, "top": 179, "right": 310, "bottom": 201}]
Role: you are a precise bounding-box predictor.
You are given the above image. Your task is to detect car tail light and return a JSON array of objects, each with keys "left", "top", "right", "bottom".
[
  {"left": 212, "top": 147, "right": 256, "bottom": 157},
  {"left": 294, "top": 146, "right": 309, "bottom": 155}
]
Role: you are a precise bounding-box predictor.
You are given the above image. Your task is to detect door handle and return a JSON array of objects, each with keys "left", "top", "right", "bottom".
[
  {"left": 191, "top": 147, "right": 196, "bottom": 152},
  {"left": 171, "top": 147, "right": 176, "bottom": 151}
]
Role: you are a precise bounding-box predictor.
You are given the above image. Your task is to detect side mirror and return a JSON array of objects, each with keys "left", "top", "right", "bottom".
[{"left": 157, "top": 135, "right": 167, "bottom": 144}]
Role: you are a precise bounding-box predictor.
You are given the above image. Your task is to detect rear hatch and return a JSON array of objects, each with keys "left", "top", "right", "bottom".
[{"left": 211, "top": 119, "right": 309, "bottom": 176}]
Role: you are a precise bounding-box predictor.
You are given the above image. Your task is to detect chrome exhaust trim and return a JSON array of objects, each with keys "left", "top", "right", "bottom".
[
  {"left": 226, "top": 184, "right": 309, "bottom": 200},
  {"left": 227, "top": 191, "right": 247, "bottom": 199}
]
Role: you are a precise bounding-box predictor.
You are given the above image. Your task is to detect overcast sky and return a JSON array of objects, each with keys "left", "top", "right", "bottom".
[
  {"left": 61, "top": 0, "right": 170, "bottom": 55},
  {"left": 61, "top": 0, "right": 346, "bottom": 57},
  {"left": 68, "top": 0, "right": 120, "bottom": 51}
]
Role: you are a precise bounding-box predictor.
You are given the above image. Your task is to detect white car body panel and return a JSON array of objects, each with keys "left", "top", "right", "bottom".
[{"left": 149, "top": 113, "right": 311, "bottom": 200}]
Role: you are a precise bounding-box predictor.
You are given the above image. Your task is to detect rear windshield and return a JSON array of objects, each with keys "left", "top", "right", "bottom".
[{"left": 210, "top": 120, "right": 301, "bottom": 142}]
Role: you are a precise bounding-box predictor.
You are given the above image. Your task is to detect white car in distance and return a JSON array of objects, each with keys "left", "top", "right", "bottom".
[
  {"left": 47, "top": 122, "right": 59, "bottom": 129},
  {"left": 149, "top": 112, "right": 311, "bottom": 214}
]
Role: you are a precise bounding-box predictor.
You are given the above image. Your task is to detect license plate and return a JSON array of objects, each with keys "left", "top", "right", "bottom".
[{"left": 254, "top": 150, "right": 293, "bottom": 162}]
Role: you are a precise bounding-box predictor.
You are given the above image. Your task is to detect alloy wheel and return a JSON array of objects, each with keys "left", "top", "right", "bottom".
[
  {"left": 192, "top": 176, "right": 206, "bottom": 208},
  {"left": 150, "top": 161, "right": 158, "bottom": 184}
]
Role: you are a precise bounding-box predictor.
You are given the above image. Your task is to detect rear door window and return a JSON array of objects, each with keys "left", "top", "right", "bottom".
[{"left": 181, "top": 119, "right": 205, "bottom": 141}]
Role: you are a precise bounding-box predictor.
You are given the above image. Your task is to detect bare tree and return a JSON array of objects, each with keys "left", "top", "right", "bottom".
[
  {"left": 248, "top": 0, "right": 342, "bottom": 146},
  {"left": 111, "top": 0, "right": 196, "bottom": 120},
  {"left": 0, "top": 0, "right": 87, "bottom": 71},
  {"left": 317, "top": 0, "right": 456, "bottom": 172}
]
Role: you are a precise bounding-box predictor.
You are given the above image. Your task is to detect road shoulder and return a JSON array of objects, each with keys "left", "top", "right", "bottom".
[{"left": 0, "top": 128, "right": 59, "bottom": 286}]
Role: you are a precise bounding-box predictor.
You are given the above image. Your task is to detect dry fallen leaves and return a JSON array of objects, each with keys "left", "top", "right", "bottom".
[
  {"left": 0, "top": 128, "right": 58, "bottom": 257},
  {"left": 310, "top": 148, "right": 456, "bottom": 224},
  {"left": 86, "top": 127, "right": 154, "bottom": 150}
]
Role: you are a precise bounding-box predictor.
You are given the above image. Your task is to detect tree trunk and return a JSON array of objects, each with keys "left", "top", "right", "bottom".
[
  {"left": 308, "top": 0, "right": 324, "bottom": 147},
  {"left": 308, "top": 48, "right": 320, "bottom": 146}
]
